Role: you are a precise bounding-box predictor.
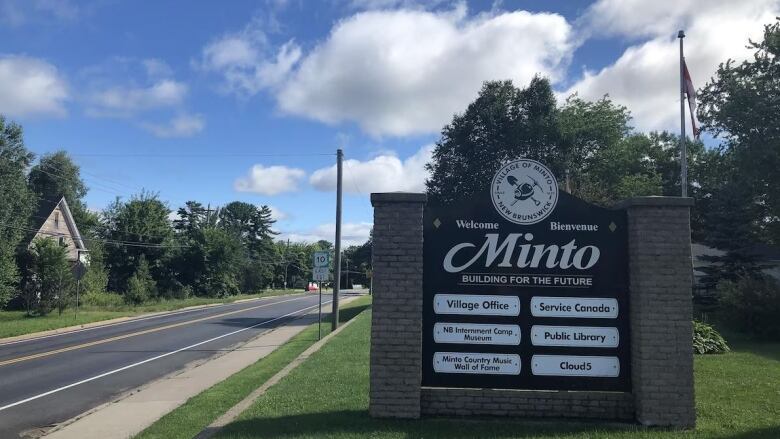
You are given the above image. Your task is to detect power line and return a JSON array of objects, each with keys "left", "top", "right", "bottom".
[
  {"left": 30, "top": 166, "right": 129, "bottom": 198},
  {"left": 0, "top": 222, "right": 190, "bottom": 249},
  {"left": 38, "top": 161, "right": 144, "bottom": 195}
]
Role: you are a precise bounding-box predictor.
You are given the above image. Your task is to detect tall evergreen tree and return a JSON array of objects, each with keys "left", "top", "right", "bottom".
[
  {"left": 0, "top": 116, "right": 36, "bottom": 308},
  {"left": 28, "top": 151, "right": 97, "bottom": 233}
]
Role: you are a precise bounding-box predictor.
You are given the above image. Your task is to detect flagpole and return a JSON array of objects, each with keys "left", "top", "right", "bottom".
[{"left": 678, "top": 30, "right": 688, "bottom": 198}]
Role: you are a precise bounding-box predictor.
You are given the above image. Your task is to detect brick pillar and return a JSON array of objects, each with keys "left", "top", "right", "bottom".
[
  {"left": 369, "top": 192, "right": 426, "bottom": 419},
  {"left": 615, "top": 196, "right": 696, "bottom": 428}
]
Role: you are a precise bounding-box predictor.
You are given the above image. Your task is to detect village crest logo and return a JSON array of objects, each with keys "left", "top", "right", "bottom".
[{"left": 491, "top": 159, "right": 559, "bottom": 225}]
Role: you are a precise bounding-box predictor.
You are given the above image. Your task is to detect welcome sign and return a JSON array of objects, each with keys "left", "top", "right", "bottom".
[{"left": 422, "top": 159, "right": 630, "bottom": 392}]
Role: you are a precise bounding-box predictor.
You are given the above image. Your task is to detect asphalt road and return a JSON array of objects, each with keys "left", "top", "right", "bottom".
[{"left": 0, "top": 292, "right": 335, "bottom": 438}]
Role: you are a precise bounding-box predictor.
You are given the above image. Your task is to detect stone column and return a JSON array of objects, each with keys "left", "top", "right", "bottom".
[
  {"left": 615, "top": 196, "right": 696, "bottom": 428},
  {"left": 369, "top": 192, "right": 426, "bottom": 419}
]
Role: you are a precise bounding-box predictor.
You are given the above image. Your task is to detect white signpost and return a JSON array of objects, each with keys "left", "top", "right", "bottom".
[
  {"left": 313, "top": 267, "right": 329, "bottom": 281},
  {"left": 313, "top": 251, "right": 330, "bottom": 339}
]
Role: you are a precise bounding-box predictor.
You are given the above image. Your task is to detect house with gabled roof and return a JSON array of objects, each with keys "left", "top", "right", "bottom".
[{"left": 29, "top": 196, "right": 88, "bottom": 265}]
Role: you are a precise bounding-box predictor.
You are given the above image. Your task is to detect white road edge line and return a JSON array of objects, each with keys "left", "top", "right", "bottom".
[
  {"left": 0, "top": 294, "right": 310, "bottom": 347},
  {"left": 0, "top": 299, "right": 332, "bottom": 413}
]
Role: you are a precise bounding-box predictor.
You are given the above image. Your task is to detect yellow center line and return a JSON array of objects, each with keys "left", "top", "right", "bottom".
[{"left": 0, "top": 296, "right": 309, "bottom": 368}]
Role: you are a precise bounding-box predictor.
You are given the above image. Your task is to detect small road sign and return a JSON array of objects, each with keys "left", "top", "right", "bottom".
[
  {"left": 313, "top": 266, "right": 329, "bottom": 281},
  {"left": 313, "top": 251, "right": 330, "bottom": 268}
]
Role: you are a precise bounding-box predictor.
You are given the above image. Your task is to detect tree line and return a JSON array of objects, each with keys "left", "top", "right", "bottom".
[{"left": 0, "top": 134, "right": 371, "bottom": 313}]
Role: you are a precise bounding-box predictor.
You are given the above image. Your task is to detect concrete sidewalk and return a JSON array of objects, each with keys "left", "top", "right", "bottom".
[{"left": 42, "top": 299, "right": 350, "bottom": 439}]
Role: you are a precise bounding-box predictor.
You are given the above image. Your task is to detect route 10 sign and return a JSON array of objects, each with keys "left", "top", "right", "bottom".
[
  {"left": 313, "top": 251, "right": 330, "bottom": 268},
  {"left": 313, "top": 251, "right": 330, "bottom": 281}
]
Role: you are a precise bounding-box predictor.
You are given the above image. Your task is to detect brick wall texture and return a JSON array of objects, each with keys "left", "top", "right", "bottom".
[
  {"left": 421, "top": 388, "right": 634, "bottom": 420},
  {"left": 624, "top": 201, "right": 696, "bottom": 428},
  {"left": 369, "top": 194, "right": 695, "bottom": 428},
  {"left": 369, "top": 193, "right": 426, "bottom": 418}
]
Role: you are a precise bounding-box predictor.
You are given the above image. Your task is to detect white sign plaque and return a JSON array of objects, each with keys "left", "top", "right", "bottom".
[
  {"left": 434, "top": 294, "right": 520, "bottom": 316},
  {"left": 433, "top": 352, "right": 521, "bottom": 375},
  {"left": 313, "top": 251, "right": 330, "bottom": 268},
  {"left": 531, "top": 325, "right": 619, "bottom": 348},
  {"left": 531, "top": 355, "right": 620, "bottom": 377},
  {"left": 312, "top": 266, "right": 329, "bottom": 281},
  {"left": 434, "top": 323, "right": 521, "bottom": 345},
  {"left": 530, "top": 297, "right": 618, "bottom": 318}
]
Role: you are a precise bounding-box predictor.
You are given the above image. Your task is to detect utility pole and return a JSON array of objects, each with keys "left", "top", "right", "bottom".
[
  {"left": 332, "top": 149, "right": 343, "bottom": 330},
  {"left": 678, "top": 30, "right": 688, "bottom": 198}
]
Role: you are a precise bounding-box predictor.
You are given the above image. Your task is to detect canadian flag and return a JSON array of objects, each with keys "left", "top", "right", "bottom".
[{"left": 683, "top": 60, "right": 700, "bottom": 139}]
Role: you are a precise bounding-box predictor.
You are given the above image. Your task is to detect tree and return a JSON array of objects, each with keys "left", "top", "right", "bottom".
[
  {"left": 126, "top": 255, "right": 155, "bottom": 304},
  {"left": 342, "top": 236, "right": 372, "bottom": 288},
  {"left": 558, "top": 95, "right": 631, "bottom": 194},
  {"left": 80, "top": 239, "right": 109, "bottom": 296},
  {"left": 28, "top": 151, "right": 97, "bottom": 233},
  {"left": 196, "top": 228, "right": 243, "bottom": 297},
  {"left": 173, "top": 201, "right": 214, "bottom": 234},
  {"left": 0, "top": 116, "right": 36, "bottom": 308},
  {"left": 102, "top": 192, "right": 174, "bottom": 294},
  {"left": 426, "top": 78, "right": 637, "bottom": 205},
  {"left": 426, "top": 78, "right": 561, "bottom": 203},
  {"left": 219, "top": 202, "right": 275, "bottom": 240},
  {"left": 218, "top": 202, "right": 276, "bottom": 291},
  {"left": 24, "top": 238, "right": 74, "bottom": 315},
  {"left": 698, "top": 19, "right": 780, "bottom": 244}
]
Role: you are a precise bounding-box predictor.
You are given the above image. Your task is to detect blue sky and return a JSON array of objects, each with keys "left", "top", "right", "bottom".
[{"left": 2, "top": 0, "right": 777, "bottom": 245}]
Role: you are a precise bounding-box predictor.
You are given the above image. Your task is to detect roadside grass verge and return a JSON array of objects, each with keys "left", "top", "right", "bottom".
[
  {"left": 216, "top": 310, "right": 780, "bottom": 439},
  {"left": 134, "top": 295, "right": 372, "bottom": 439},
  {"left": 0, "top": 289, "right": 305, "bottom": 339}
]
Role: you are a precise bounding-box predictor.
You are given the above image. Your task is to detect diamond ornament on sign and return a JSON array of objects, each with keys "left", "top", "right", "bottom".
[
  {"left": 433, "top": 218, "right": 441, "bottom": 228},
  {"left": 609, "top": 222, "right": 617, "bottom": 232}
]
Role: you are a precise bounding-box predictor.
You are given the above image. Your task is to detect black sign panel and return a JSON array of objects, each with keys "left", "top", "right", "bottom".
[{"left": 422, "top": 159, "right": 629, "bottom": 392}]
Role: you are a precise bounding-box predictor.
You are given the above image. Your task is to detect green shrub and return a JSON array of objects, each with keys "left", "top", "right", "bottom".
[
  {"left": 718, "top": 275, "right": 780, "bottom": 340},
  {"left": 81, "top": 291, "right": 125, "bottom": 308},
  {"left": 126, "top": 256, "right": 156, "bottom": 305},
  {"left": 693, "top": 320, "right": 730, "bottom": 354}
]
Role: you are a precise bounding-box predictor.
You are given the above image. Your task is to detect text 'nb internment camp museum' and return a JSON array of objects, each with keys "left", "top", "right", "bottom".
[{"left": 369, "top": 158, "right": 696, "bottom": 428}]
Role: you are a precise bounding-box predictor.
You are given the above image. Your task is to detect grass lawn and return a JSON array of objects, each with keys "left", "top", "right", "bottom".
[
  {"left": 0, "top": 289, "right": 304, "bottom": 339},
  {"left": 134, "top": 295, "right": 373, "bottom": 439},
  {"left": 216, "top": 310, "right": 780, "bottom": 439}
]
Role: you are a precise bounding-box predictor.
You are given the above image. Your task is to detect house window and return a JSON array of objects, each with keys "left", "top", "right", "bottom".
[
  {"left": 54, "top": 212, "right": 60, "bottom": 228},
  {"left": 58, "top": 236, "right": 65, "bottom": 246}
]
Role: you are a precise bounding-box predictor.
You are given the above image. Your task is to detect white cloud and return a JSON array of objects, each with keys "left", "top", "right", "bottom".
[
  {"left": 198, "top": 19, "right": 301, "bottom": 95},
  {"left": 310, "top": 144, "right": 433, "bottom": 193},
  {"left": 346, "top": 0, "right": 448, "bottom": 10},
  {"left": 1, "top": 0, "right": 79, "bottom": 26},
  {"left": 202, "top": 5, "right": 572, "bottom": 137},
  {"left": 279, "top": 6, "right": 572, "bottom": 136},
  {"left": 280, "top": 222, "right": 372, "bottom": 246},
  {"left": 142, "top": 58, "right": 174, "bottom": 79},
  {"left": 142, "top": 114, "right": 205, "bottom": 138},
  {"left": 234, "top": 164, "right": 306, "bottom": 195},
  {"left": 566, "top": 0, "right": 780, "bottom": 132},
  {"left": 89, "top": 79, "right": 188, "bottom": 116},
  {"left": 0, "top": 55, "right": 68, "bottom": 117},
  {"left": 268, "top": 205, "right": 289, "bottom": 221}
]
